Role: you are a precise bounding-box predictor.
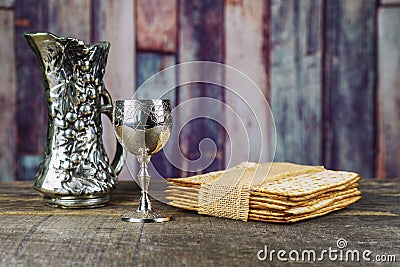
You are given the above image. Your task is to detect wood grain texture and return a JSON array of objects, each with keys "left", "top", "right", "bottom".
[
  {"left": 136, "top": 0, "right": 177, "bottom": 52},
  {"left": 377, "top": 8, "right": 400, "bottom": 178},
  {"left": 270, "top": 0, "right": 323, "bottom": 165},
  {"left": 14, "top": 0, "right": 48, "bottom": 181},
  {"left": 0, "top": 180, "right": 399, "bottom": 266},
  {"left": 92, "top": 0, "right": 136, "bottom": 180},
  {"left": 136, "top": 52, "right": 179, "bottom": 178},
  {"left": 178, "top": 0, "right": 225, "bottom": 176},
  {"left": 224, "top": 0, "right": 271, "bottom": 166},
  {"left": 48, "top": 0, "right": 91, "bottom": 42},
  {"left": 0, "top": 10, "right": 16, "bottom": 181},
  {"left": 324, "top": 0, "right": 376, "bottom": 178}
]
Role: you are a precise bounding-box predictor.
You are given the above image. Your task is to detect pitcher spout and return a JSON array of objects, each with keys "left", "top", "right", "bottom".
[{"left": 24, "top": 32, "right": 58, "bottom": 47}]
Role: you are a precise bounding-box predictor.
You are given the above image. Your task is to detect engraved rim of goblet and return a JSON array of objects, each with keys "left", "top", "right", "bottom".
[
  {"left": 114, "top": 99, "right": 171, "bottom": 109},
  {"left": 115, "top": 99, "right": 170, "bottom": 104}
]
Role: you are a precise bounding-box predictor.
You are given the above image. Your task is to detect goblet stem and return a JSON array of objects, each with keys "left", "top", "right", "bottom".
[
  {"left": 120, "top": 153, "right": 171, "bottom": 223},
  {"left": 137, "top": 155, "right": 153, "bottom": 212}
]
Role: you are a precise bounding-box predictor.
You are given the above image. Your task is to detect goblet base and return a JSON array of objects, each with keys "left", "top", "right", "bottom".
[
  {"left": 121, "top": 210, "right": 171, "bottom": 223},
  {"left": 43, "top": 194, "right": 109, "bottom": 209}
]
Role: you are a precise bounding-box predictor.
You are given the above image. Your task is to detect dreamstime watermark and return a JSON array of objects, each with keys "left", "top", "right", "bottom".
[{"left": 257, "top": 238, "right": 397, "bottom": 263}]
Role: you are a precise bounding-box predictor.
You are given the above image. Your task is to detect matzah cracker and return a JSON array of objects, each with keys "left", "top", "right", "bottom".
[
  {"left": 165, "top": 162, "right": 361, "bottom": 223},
  {"left": 251, "top": 179, "right": 360, "bottom": 201},
  {"left": 249, "top": 196, "right": 361, "bottom": 223},
  {"left": 249, "top": 187, "right": 360, "bottom": 211}
]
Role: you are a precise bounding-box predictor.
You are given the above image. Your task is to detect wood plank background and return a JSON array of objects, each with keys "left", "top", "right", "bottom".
[
  {"left": 324, "top": 0, "right": 376, "bottom": 178},
  {"left": 377, "top": 6, "right": 400, "bottom": 178},
  {"left": 178, "top": 0, "right": 225, "bottom": 176},
  {"left": 14, "top": 0, "right": 48, "bottom": 180},
  {"left": 225, "top": 0, "right": 270, "bottom": 166},
  {"left": 270, "top": 0, "right": 323, "bottom": 165},
  {"left": 0, "top": 6, "right": 16, "bottom": 181},
  {"left": 0, "top": 0, "right": 399, "bottom": 181}
]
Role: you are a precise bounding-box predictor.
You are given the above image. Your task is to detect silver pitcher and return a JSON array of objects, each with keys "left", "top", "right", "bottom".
[{"left": 25, "top": 32, "right": 124, "bottom": 208}]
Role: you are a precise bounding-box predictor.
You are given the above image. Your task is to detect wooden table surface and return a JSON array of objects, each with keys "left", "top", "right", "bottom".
[{"left": 0, "top": 180, "right": 399, "bottom": 266}]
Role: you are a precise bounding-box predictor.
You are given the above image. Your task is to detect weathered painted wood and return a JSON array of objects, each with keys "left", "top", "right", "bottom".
[
  {"left": 136, "top": 53, "right": 176, "bottom": 105},
  {"left": 0, "top": 180, "right": 399, "bottom": 266},
  {"left": 270, "top": 0, "right": 323, "bottom": 165},
  {"left": 136, "top": 52, "right": 178, "bottom": 178},
  {"left": 178, "top": 0, "right": 225, "bottom": 176},
  {"left": 92, "top": 0, "right": 136, "bottom": 180},
  {"left": 377, "top": 8, "right": 400, "bottom": 178},
  {"left": 224, "top": 0, "right": 271, "bottom": 166},
  {"left": 0, "top": 0, "right": 13, "bottom": 8},
  {"left": 48, "top": 0, "right": 91, "bottom": 42},
  {"left": 0, "top": 10, "right": 16, "bottom": 181},
  {"left": 136, "top": 0, "right": 177, "bottom": 53},
  {"left": 380, "top": 0, "right": 400, "bottom": 5},
  {"left": 14, "top": 0, "right": 48, "bottom": 181},
  {"left": 324, "top": 0, "right": 376, "bottom": 178}
]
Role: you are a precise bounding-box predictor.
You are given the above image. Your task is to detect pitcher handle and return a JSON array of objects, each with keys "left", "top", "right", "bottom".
[{"left": 99, "top": 88, "right": 124, "bottom": 176}]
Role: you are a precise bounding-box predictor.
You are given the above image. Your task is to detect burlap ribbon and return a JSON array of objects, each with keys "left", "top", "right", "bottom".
[
  {"left": 198, "top": 167, "right": 253, "bottom": 221},
  {"left": 198, "top": 162, "right": 324, "bottom": 221}
]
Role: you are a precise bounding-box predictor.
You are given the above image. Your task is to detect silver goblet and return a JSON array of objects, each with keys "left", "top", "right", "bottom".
[{"left": 113, "top": 99, "right": 173, "bottom": 222}]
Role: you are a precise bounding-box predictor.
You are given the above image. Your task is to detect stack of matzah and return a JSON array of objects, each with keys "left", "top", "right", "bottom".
[{"left": 166, "top": 162, "right": 361, "bottom": 223}]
